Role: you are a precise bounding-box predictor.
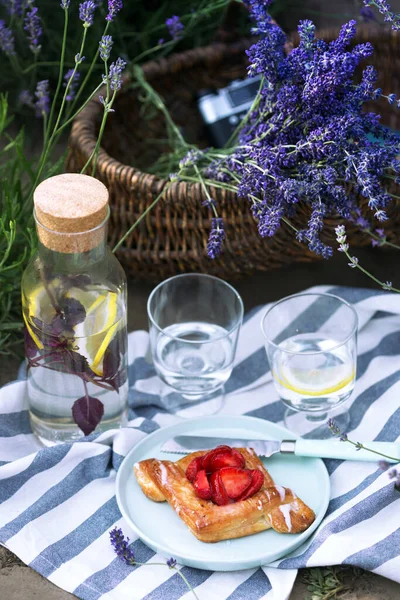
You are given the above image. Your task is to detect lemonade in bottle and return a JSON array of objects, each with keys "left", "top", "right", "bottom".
[{"left": 22, "top": 173, "right": 128, "bottom": 444}]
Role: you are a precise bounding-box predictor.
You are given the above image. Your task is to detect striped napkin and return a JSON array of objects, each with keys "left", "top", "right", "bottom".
[{"left": 0, "top": 285, "right": 399, "bottom": 600}]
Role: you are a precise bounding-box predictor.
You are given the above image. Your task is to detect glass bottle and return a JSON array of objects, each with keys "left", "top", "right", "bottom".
[{"left": 22, "top": 173, "right": 128, "bottom": 445}]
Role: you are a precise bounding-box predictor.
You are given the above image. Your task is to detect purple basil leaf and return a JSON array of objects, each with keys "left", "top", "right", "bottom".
[
  {"left": 63, "top": 274, "right": 92, "bottom": 291},
  {"left": 108, "top": 368, "right": 128, "bottom": 392},
  {"left": 50, "top": 313, "right": 71, "bottom": 336},
  {"left": 24, "top": 325, "right": 37, "bottom": 359},
  {"left": 59, "top": 297, "right": 86, "bottom": 330},
  {"left": 102, "top": 340, "right": 120, "bottom": 380},
  {"left": 72, "top": 395, "right": 104, "bottom": 435},
  {"left": 64, "top": 350, "right": 95, "bottom": 376}
]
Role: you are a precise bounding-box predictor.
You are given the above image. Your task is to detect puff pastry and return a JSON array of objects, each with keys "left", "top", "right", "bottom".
[{"left": 134, "top": 448, "right": 315, "bottom": 543}]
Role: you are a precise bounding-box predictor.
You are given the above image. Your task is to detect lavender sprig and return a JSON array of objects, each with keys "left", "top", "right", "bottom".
[
  {"left": 0, "top": 20, "right": 16, "bottom": 56},
  {"left": 208, "top": 218, "right": 225, "bottom": 259},
  {"left": 107, "top": 57, "right": 126, "bottom": 91},
  {"left": 34, "top": 80, "right": 50, "bottom": 118},
  {"left": 99, "top": 34, "right": 113, "bottom": 61},
  {"left": 24, "top": 4, "right": 42, "bottom": 54},
  {"left": 106, "top": 0, "right": 123, "bottom": 22},
  {"left": 327, "top": 418, "right": 400, "bottom": 463},
  {"left": 79, "top": 1, "right": 96, "bottom": 27},
  {"left": 63, "top": 69, "right": 80, "bottom": 102},
  {"left": 335, "top": 226, "right": 400, "bottom": 293},
  {"left": 363, "top": 0, "right": 400, "bottom": 30},
  {"left": 109, "top": 527, "right": 136, "bottom": 565},
  {"left": 109, "top": 527, "right": 199, "bottom": 599},
  {"left": 5, "top": 0, "right": 23, "bottom": 16},
  {"left": 166, "top": 15, "right": 184, "bottom": 40}
]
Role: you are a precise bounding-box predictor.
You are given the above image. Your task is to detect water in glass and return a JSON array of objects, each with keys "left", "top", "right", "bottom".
[{"left": 153, "top": 321, "right": 234, "bottom": 397}]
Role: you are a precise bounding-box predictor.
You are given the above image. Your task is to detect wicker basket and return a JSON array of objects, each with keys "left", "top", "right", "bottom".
[{"left": 66, "top": 26, "right": 400, "bottom": 281}]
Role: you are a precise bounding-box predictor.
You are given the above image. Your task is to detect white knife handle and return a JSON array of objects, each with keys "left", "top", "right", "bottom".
[{"left": 291, "top": 438, "right": 400, "bottom": 463}]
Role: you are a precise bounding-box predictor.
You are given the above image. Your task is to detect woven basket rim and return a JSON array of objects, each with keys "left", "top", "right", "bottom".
[{"left": 70, "top": 39, "right": 254, "bottom": 197}]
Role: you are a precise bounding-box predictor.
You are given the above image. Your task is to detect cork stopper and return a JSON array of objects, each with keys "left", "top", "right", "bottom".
[{"left": 34, "top": 173, "right": 109, "bottom": 253}]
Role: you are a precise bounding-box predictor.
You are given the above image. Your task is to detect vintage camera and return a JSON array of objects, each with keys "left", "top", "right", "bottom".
[{"left": 197, "top": 76, "right": 261, "bottom": 148}]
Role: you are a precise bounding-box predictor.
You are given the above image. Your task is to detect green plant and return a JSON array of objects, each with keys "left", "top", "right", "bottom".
[
  {"left": 301, "top": 566, "right": 364, "bottom": 600},
  {"left": 0, "top": 95, "right": 39, "bottom": 355}
]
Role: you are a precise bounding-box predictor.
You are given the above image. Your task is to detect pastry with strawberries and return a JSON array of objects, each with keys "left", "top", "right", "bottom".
[{"left": 134, "top": 445, "right": 315, "bottom": 543}]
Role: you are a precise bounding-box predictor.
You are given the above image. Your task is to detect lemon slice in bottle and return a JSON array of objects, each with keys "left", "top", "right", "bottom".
[
  {"left": 276, "top": 364, "right": 355, "bottom": 397},
  {"left": 69, "top": 287, "right": 120, "bottom": 377},
  {"left": 23, "top": 283, "right": 122, "bottom": 377}
]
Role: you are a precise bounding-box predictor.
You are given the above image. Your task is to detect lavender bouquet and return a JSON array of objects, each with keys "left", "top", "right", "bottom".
[
  {"left": 187, "top": 1, "right": 400, "bottom": 265},
  {"left": 120, "top": 0, "right": 400, "bottom": 292}
]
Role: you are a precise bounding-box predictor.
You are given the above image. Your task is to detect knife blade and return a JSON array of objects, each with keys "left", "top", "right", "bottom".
[
  {"left": 160, "top": 435, "right": 400, "bottom": 462},
  {"left": 160, "top": 435, "right": 287, "bottom": 457}
]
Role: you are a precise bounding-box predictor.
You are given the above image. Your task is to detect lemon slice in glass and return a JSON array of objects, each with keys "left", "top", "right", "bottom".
[{"left": 276, "top": 364, "right": 355, "bottom": 397}]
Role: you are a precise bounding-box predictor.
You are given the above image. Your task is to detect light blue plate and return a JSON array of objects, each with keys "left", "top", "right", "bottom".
[{"left": 116, "top": 415, "right": 330, "bottom": 571}]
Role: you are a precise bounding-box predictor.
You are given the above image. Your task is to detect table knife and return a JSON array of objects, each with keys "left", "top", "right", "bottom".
[{"left": 160, "top": 435, "right": 400, "bottom": 463}]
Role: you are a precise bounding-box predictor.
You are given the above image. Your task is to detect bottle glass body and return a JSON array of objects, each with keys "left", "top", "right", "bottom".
[{"left": 21, "top": 212, "right": 128, "bottom": 445}]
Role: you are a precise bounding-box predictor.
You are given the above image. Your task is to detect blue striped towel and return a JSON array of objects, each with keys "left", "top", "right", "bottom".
[{"left": 0, "top": 285, "right": 399, "bottom": 600}]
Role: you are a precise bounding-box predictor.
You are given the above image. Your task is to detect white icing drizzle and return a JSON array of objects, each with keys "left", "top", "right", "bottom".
[
  {"left": 279, "top": 504, "right": 292, "bottom": 532},
  {"left": 158, "top": 462, "right": 169, "bottom": 486},
  {"left": 275, "top": 485, "right": 286, "bottom": 501},
  {"left": 257, "top": 499, "right": 263, "bottom": 510}
]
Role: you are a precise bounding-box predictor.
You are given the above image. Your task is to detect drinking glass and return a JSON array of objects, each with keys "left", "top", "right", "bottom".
[
  {"left": 147, "top": 274, "right": 243, "bottom": 415},
  {"left": 261, "top": 293, "right": 358, "bottom": 436}
]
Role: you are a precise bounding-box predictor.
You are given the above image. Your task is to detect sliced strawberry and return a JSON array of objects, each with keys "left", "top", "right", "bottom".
[
  {"left": 185, "top": 456, "right": 204, "bottom": 483},
  {"left": 231, "top": 449, "right": 246, "bottom": 468},
  {"left": 193, "top": 469, "right": 212, "bottom": 500},
  {"left": 202, "top": 445, "right": 232, "bottom": 473},
  {"left": 236, "top": 469, "right": 265, "bottom": 501},
  {"left": 209, "top": 471, "right": 232, "bottom": 505},
  {"left": 209, "top": 449, "right": 246, "bottom": 472},
  {"left": 218, "top": 467, "right": 252, "bottom": 499}
]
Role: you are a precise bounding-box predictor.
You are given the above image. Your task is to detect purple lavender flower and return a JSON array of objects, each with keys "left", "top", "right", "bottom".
[
  {"left": 99, "top": 34, "right": 113, "bottom": 61},
  {"left": 363, "top": 0, "right": 400, "bottom": 29},
  {"left": 191, "top": 6, "right": 400, "bottom": 259},
  {"left": 60, "top": 0, "right": 70, "bottom": 8},
  {"left": 0, "top": 20, "right": 16, "bottom": 56},
  {"left": 19, "top": 89, "right": 34, "bottom": 107},
  {"left": 79, "top": 1, "right": 96, "bottom": 27},
  {"left": 64, "top": 69, "right": 80, "bottom": 101},
  {"left": 166, "top": 15, "right": 184, "bottom": 40},
  {"left": 360, "top": 5, "right": 377, "bottom": 21},
  {"left": 327, "top": 418, "right": 341, "bottom": 435},
  {"left": 109, "top": 527, "right": 136, "bottom": 565},
  {"left": 379, "top": 460, "right": 391, "bottom": 471},
  {"left": 24, "top": 4, "right": 42, "bottom": 54},
  {"left": 5, "top": 0, "right": 23, "bottom": 16},
  {"left": 348, "top": 256, "right": 359, "bottom": 268},
  {"left": 34, "top": 80, "right": 50, "bottom": 118},
  {"left": 207, "top": 218, "right": 225, "bottom": 259},
  {"left": 106, "top": 0, "right": 123, "bottom": 22},
  {"left": 388, "top": 467, "right": 400, "bottom": 490},
  {"left": 105, "top": 57, "right": 126, "bottom": 91},
  {"left": 167, "top": 557, "right": 177, "bottom": 568},
  {"left": 339, "top": 433, "right": 348, "bottom": 442}
]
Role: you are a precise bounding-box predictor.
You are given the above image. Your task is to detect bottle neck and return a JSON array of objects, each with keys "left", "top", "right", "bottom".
[{"left": 36, "top": 219, "right": 108, "bottom": 272}]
